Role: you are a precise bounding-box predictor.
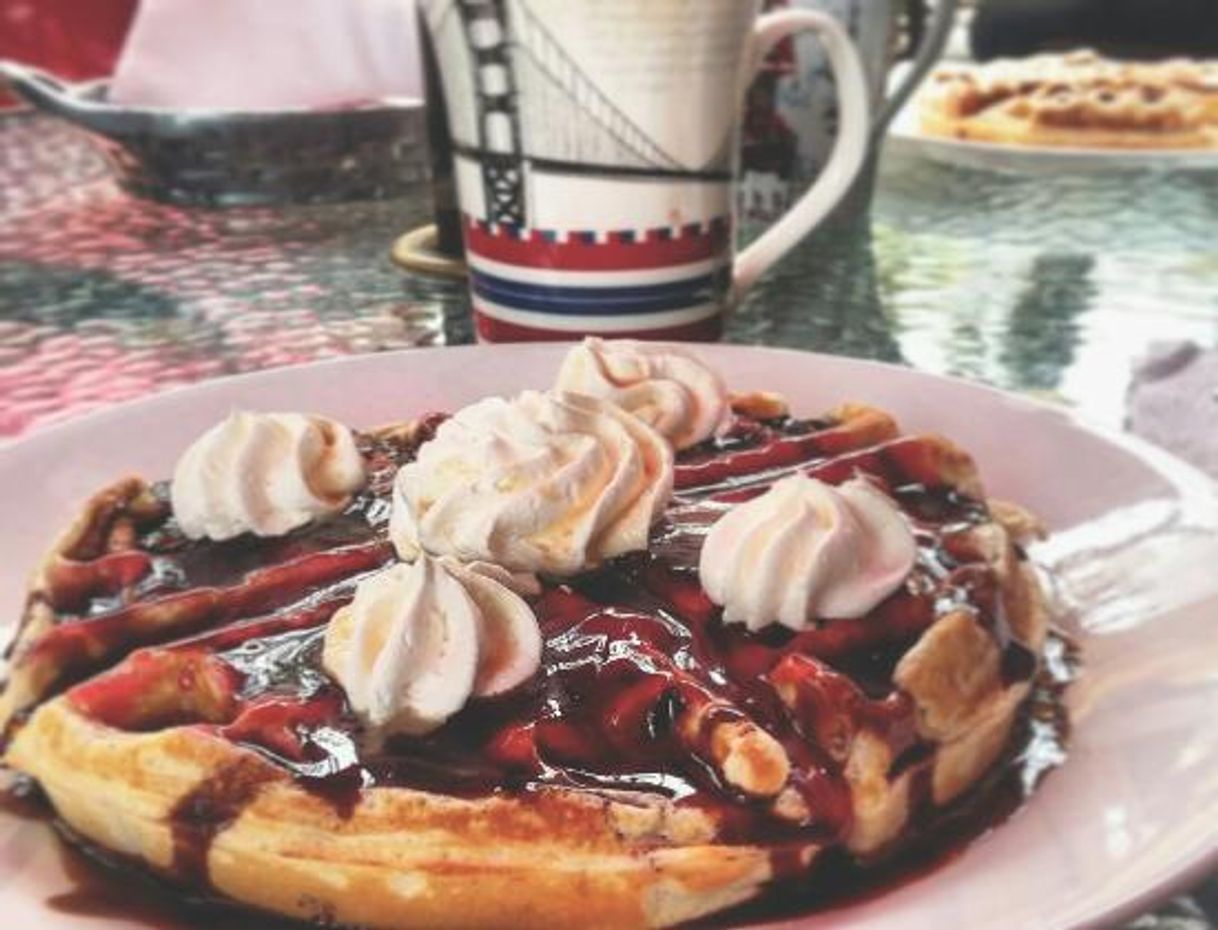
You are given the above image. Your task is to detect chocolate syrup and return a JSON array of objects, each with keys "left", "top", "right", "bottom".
[
  {"left": 169, "top": 756, "right": 280, "bottom": 884},
  {"left": 4, "top": 634, "right": 1073, "bottom": 930},
  {"left": 50, "top": 820, "right": 312, "bottom": 930},
  {"left": 0, "top": 773, "right": 47, "bottom": 820},
  {"left": 3, "top": 410, "right": 1066, "bottom": 924},
  {"left": 11, "top": 429, "right": 423, "bottom": 714},
  {"left": 705, "top": 632, "right": 1076, "bottom": 927}
]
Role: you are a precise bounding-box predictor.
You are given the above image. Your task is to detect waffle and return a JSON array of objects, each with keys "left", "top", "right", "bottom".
[
  {"left": 0, "top": 399, "right": 1049, "bottom": 929},
  {"left": 921, "top": 49, "right": 1218, "bottom": 149}
]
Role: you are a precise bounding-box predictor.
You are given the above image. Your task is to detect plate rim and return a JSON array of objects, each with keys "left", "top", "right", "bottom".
[{"left": 3, "top": 344, "right": 1212, "bottom": 499}]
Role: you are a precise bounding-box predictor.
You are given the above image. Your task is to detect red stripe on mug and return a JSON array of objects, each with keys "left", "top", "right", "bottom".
[{"left": 464, "top": 218, "right": 731, "bottom": 271}]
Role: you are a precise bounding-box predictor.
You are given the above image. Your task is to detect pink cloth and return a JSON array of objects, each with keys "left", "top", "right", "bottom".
[
  {"left": 108, "top": 0, "right": 423, "bottom": 109},
  {"left": 1128, "top": 341, "right": 1218, "bottom": 479}
]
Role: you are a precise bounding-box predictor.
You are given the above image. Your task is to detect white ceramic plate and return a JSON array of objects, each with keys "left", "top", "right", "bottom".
[
  {"left": 886, "top": 90, "right": 1218, "bottom": 175},
  {"left": 3, "top": 344, "right": 1218, "bottom": 930}
]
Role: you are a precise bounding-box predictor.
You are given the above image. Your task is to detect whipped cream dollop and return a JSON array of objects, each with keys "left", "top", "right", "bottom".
[
  {"left": 699, "top": 476, "right": 917, "bottom": 631},
  {"left": 322, "top": 556, "right": 541, "bottom": 736},
  {"left": 171, "top": 411, "right": 366, "bottom": 541},
  {"left": 390, "top": 390, "right": 673, "bottom": 576},
  {"left": 554, "top": 337, "right": 730, "bottom": 450}
]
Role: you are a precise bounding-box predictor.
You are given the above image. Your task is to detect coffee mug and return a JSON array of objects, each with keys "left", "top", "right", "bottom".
[{"left": 418, "top": 0, "right": 870, "bottom": 342}]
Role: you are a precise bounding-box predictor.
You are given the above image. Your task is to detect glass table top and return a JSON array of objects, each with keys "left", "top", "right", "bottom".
[
  {"left": 1, "top": 110, "right": 1217, "bottom": 929},
  {"left": 5, "top": 113, "right": 1218, "bottom": 435}
]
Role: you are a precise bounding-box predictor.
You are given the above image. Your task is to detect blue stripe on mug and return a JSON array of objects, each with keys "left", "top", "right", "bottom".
[
  {"left": 473, "top": 296, "right": 723, "bottom": 334},
  {"left": 468, "top": 268, "right": 723, "bottom": 316}
]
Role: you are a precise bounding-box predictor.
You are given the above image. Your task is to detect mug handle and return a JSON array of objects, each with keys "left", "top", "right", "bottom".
[
  {"left": 873, "top": 0, "right": 959, "bottom": 136},
  {"left": 732, "top": 10, "right": 871, "bottom": 301}
]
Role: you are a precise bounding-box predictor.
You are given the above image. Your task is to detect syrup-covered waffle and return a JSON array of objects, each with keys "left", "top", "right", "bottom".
[{"left": 1, "top": 364, "right": 1051, "bottom": 929}]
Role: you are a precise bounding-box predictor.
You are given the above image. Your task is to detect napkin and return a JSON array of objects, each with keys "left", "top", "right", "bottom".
[
  {"left": 1127, "top": 341, "right": 1218, "bottom": 479},
  {"left": 108, "top": 0, "right": 424, "bottom": 110}
]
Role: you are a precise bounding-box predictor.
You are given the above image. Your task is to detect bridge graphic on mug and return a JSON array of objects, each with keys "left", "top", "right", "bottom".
[
  {"left": 421, "top": 0, "right": 871, "bottom": 340},
  {"left": 427, "top": 0, "right": 743, "bottom": 228}
]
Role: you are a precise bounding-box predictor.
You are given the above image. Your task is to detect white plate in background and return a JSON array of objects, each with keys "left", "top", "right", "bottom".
[{"left": 885, "top": 66, "right": 1218, "bottom": 175}]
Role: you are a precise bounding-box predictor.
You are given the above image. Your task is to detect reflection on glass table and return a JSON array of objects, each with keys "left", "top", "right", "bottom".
[{"left": 5, "top": 113, "right": 1218, "bottom": 437}]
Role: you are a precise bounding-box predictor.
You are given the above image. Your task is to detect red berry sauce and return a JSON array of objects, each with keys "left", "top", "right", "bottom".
[{"left": 7, "top": 409, "right": 1043, "bottom": 892}]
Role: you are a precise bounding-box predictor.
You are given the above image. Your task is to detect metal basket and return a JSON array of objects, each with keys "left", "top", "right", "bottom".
[{"left": 0, "top": 60, "right": 429, "bottom": 207}]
